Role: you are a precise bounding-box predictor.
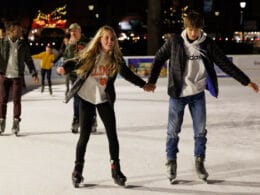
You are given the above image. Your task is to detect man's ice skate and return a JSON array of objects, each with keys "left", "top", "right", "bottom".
[
  {"left": 195, "top": 157, "right": 209, "bottom": 183},
  {"left": 0, "top": 118, "right": 6, "bottom": 135},
  {"left": 72, "top": 171, "right": 84, "bottom": 188},
  {"left": 165, "top": 159, "right": 177, "bottom": 184},
  {"left": 12, "top": 118, "right": 20, "bottom": 136},
  {"left": 111, "top": 160, "right": 127, "bottom": 186},
  {"left": 71, "top": 117, "right": 79, "bottom": 133}
]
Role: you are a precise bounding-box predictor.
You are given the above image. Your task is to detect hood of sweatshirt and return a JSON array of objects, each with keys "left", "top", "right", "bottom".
[
  {"left": 181, "top": 29, "right": 207, "bottom": 57},
  {"left": 180, "top": 29, "right": 208, "bottom": 97}
]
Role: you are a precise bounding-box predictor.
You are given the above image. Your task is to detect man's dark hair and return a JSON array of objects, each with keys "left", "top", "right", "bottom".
[
  {"left": 183, "top": 11, "right": 204, "bottom": 29},
  {"left": 5, "top": 21, "right": 21, "bottom": 32}
]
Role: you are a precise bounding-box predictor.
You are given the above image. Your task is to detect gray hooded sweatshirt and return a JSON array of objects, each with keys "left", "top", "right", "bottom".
[{"left": 180, "top": 29, "right": 207, "bottom": 97}]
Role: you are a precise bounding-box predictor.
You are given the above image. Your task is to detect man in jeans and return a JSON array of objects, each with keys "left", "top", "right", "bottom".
[
  {"left": 144, "top": 11, "right": 259, "bottom": 183},
  {"left": 0, "top": 21, "right": 39, "bottom": 135}
]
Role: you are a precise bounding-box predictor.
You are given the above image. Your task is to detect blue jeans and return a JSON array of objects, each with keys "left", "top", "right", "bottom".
[{"left": 166, "top": 92, "right": 207, "bottom": 160}]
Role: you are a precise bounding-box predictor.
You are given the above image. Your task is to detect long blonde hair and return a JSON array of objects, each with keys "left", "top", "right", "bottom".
[{"left": 76, "top": 25, "right": 123, "bottom": 77}]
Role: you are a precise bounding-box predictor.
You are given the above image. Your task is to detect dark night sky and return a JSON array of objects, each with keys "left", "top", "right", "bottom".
[
  {"left": 1, "top": 0, "right": 147, "bottom": 32},
  {"left": 1, "top": 0, "right": 260, "bottom": 33}
]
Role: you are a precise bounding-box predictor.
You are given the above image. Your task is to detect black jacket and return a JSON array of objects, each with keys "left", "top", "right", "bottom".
[
  {"left": 63, "top": 58, "right": 146, "bottom": 104},
  {"left": 62, "top": 34, "right": 88, "bottom": 82},
  {"left": 0, "top": 37, "right": 37, "bottom": 77},
  {"left": 148, "top": 34, "right": 250, "bottom": 98}
]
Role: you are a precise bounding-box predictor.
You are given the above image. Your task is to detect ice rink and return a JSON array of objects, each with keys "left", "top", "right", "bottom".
[{"left": 0, "top": 77, "right": 259, "bottom": 195}]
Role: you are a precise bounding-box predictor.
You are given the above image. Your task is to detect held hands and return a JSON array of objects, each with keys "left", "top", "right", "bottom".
[
  {"left": 143, "top": 83, "right": 156, "bottom": 92},
  {"left": 248, "top": 82, "right": 259, "bottom": 93},
  {"left": 143, "top": 82, "right": 259, "bottom": 93}
]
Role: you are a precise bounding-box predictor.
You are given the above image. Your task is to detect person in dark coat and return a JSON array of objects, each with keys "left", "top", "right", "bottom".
[
  {"left": 0, "top": 21, "right": 39, "bottom": 135},
  {"left": 144, "top": 11, "right": 259, "bottom": 183}
]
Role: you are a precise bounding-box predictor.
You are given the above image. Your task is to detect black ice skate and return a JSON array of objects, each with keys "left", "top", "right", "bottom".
[
  {"left": 12, "top": 118, "right": 20, "bottom": 136},
  {"left": 72, "top": 171, "right": 84, "bottom": 188},
  {"left": 41, "top": 86, "right": 44, "bottom": 93},
  {"left": 195, "top": 157, "right": 209, "bottom": 183},
  {"left": 0, "top": 118, "right": 6, "bottom": 135},
  {"left": 71, "top": 117, "right": 79, "bottom": 133},
  {"left": 91, "top": 116, "right": 97, "bottom": 133},
  {"left": 165, "top": 159, "right": 177, "bottom": 184},
  {"left": 49, "top": 87, "right": 53, "bottom": 95},
  {"left": 111, "top": 160, "right": 127, "bottom": 186},
  {"left": 72, "top": 162, "right": 84, "bottom": 188}
]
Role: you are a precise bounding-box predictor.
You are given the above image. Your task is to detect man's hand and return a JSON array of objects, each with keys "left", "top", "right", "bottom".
[
  {"left": 69, "top": 36, "right": 77, "bottom": 44},
  {"left": 56, "top": 67, "right": 65, "bottom": 75},
  {"left": 248, "top": 82, "right": 259, "bottom": 93},
  {"left": 144, "top": 83, "right": 156, "bottom": 92},
  {"left": 33, "top": 76, "right": 39, "bottom": 85}
]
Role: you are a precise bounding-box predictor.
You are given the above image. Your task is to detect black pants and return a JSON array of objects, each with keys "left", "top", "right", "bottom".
[
  {"left": 41, "top": 68, "right": 52, "bottom": 87},
  {"left": 75, "top": 99, "right": 119, "bottom": 164}
]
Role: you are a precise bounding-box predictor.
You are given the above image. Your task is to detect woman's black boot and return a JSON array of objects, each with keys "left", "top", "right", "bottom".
[
  {"left": 111, "top": 160, "right": 127, "bottom": 186},
  {"left": 72, "top": 162, "right": 84, "bottom": 188}
]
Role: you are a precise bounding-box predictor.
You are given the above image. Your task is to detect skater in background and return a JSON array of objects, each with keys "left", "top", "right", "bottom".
[
  {"left": 63, "top": 22, "right": 97, "bottom": 134},
  {"left": 32, "top": 43, "right": 55, "bottom": 95},
  {"left": 57, "top": 25, "right": 147, "bottom": 187},
  {"left": 53, "top": 32, "right": 70, "bottom": 71},
  {"left": 0, "top": 21, "right": 39, "bottom": 135},
  {"left": 144, "top": 11, "right": 259, "bottom": 183}
]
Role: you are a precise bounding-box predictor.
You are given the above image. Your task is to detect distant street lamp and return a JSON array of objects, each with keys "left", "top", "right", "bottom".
[
  {"left": 214, "top": 11, "right": 220, "bottom": 17},
  {"left": 240, "top": 1, "right": 246, "bottom": 9},
  {"left": 214, "top": 11, "right": 220, "bottom": 38},
  {"left": 240, "top": 1, "right": 246, "bottom": 42}
]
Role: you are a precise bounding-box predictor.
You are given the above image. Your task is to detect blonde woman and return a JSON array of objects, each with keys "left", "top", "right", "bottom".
[{"left": 57, "top": 25, "right": 147, "bottom": 187}]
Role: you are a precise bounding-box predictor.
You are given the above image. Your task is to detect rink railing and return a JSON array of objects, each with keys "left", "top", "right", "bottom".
[{"left": 24, "top": 54, "right": 260, "bottom": 87}]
